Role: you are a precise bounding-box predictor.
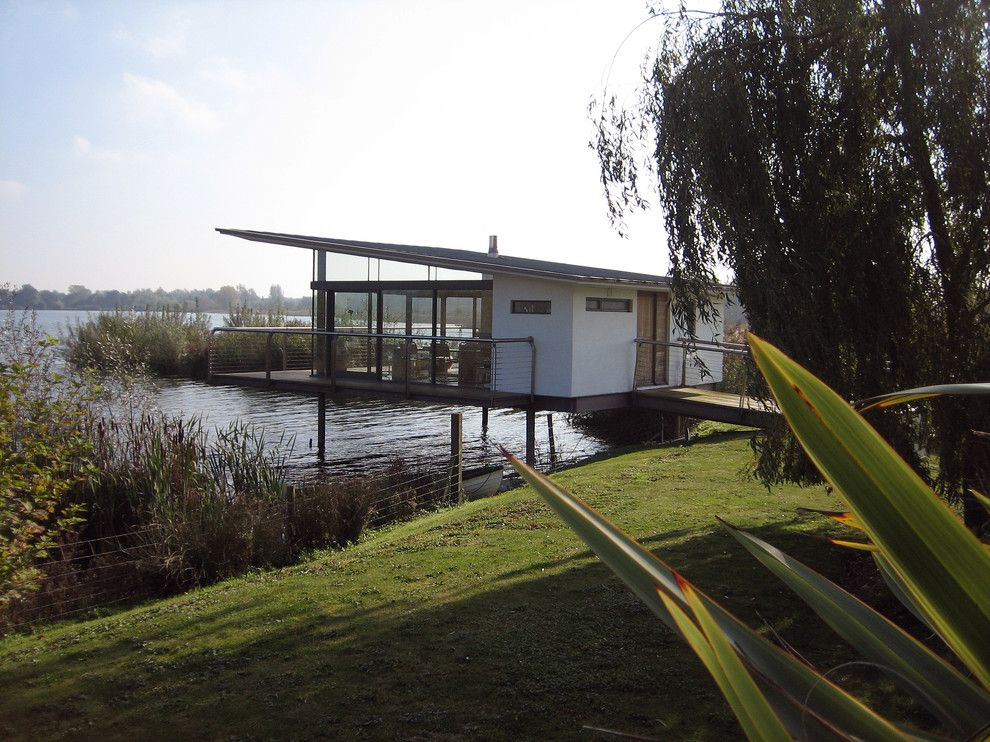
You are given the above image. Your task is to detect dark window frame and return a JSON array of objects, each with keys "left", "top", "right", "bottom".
[
  {"left": 510, "top": 299, "right": 551, "bottom": 315},
  {"left": 585, "top": 297, "right": 632, "bottom": 312}
]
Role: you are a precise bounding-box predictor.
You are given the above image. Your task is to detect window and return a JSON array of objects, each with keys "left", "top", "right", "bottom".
[
  {"left": 586, "top": 297, "right": 632, "bottom": 312},
  {"left": 511, "top": 300, "right": 551, "bottom": 315}
]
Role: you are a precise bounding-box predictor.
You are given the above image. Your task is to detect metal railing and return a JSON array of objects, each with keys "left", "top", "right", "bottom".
[
  {"left": 633, "top": 337, "right": 753, "bottom": 408},
  {"left": 209, "top": 327, "right": 536, "bottom": 402}
]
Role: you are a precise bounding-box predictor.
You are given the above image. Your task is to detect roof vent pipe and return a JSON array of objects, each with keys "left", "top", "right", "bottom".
[{"left": 488, "top": 235, "right": 498, "bottom": 257}]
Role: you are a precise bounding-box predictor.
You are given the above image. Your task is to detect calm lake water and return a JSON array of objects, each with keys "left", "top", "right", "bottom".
[{"left": 29, "top": 309, "right": 609, "bottom": 477}]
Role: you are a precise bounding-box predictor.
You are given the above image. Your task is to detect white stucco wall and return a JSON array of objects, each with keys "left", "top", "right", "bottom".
[
  {"left": 491, "top": 277, "right": 725, "bottom": 398},
  {"left": 570, "top": 287, "right": 639, "bottom": 396},
  {"left": 491, "top": 275, "right": 575, "bottom": 397}
]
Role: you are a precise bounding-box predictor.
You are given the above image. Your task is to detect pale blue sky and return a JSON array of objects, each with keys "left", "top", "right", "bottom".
[{"left": 1, "top": 0, "right": 670, "bottom": 296}]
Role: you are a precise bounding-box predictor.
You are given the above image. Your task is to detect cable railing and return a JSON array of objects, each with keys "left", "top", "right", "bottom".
[
  {"left": 208, "top": 327, "right": 536, "bottom": 403},
  {"left": 633, "top": 337, "right": 754, "bottom": 408}
]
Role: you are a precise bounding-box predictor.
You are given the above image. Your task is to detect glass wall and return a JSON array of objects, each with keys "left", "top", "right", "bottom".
[{"left": 318, "top": 284, "right": 492, "bottom": 386}]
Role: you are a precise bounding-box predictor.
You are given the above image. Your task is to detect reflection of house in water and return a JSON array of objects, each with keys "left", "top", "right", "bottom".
[{"left": 210, "top": 229, "right": 772, "bottom": 464}]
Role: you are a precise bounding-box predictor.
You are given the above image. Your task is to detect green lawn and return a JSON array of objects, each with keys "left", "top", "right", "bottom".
[{"left": 0, "top": 434, "right": 916, "bottom": 740}]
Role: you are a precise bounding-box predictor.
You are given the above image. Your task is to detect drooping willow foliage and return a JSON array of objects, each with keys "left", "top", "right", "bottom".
[{"left": 595, "top": 0, "right": 989, "bottom": 524}]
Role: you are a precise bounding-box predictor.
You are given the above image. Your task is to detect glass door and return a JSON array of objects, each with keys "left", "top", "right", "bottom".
[{"left": 332, "top": 291, "right": 377, "bottom": 378}]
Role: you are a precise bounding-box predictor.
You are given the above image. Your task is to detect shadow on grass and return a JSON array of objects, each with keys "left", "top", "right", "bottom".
[{"left": 0, "top": 518, "right": 904, "bottom": 742}]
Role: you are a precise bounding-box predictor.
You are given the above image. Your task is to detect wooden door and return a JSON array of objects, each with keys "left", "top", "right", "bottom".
[{"left": 635, "top": 292, "right": 669, "bottom": 386}]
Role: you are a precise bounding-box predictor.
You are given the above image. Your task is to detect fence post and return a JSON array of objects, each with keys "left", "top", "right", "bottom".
[
  {"left": 740, "top": 358, "right": 748, "bottom": 409},
  {"left": 525, "top": 408, "right": 536, "bottom": 467},
  {"left": 208, "top": 330, "right": 216, "bottom": 381},
  {"left": 681, "top": 343, "right": 688, "bottom": 387},
  {"left": 489, "top": 341, "right": 497, "bottom": 406},
  {"left": 528, "top": 337, "right": 536, "bottom": 403},
  {"left": 265, "top": 331, "right": 273, "bottom": 383},
  {"left": 402, "top": 337, "right": 411, "bottom": 396},
  {"left": 547, "top": 413, "right": 556, "bottom": 470},
  {"left": 329, "top": 334, "right": 337, "bottom": 390},
  {"left": 449, "top": 412, "right": 463, "bottom": 503}
]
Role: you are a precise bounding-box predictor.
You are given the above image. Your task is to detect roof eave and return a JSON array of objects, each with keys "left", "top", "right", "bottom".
[{"left": 216, "top": 227, "right": 673, "bottom": 288}]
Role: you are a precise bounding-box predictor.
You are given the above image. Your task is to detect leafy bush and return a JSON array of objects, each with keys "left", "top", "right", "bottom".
[
  {"left": 66, "top": 307, "right": 210, "bottom": 378},
  {"left": 510, "top": 335, "right": 990, "bottom": 740}
]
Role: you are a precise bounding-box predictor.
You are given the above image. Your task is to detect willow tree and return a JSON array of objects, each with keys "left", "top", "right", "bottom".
[{"left": 596, "top": 0, "right": 989, "bottom": 526}]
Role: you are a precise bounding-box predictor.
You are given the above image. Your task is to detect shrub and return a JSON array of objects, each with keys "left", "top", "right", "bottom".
[
  {"left": 66, "top": 307, "right": 210, "bottom": 378},
  {"left": 0, "top": 307, "right": 94, "bottom": 611},
  {"left": 287, "top": 480, "right": 374, "bottom": 550}
]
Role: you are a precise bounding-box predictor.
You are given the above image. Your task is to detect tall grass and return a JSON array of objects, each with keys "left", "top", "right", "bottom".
[
  {"left": 4, "top": 400, "right": 456, "bottom": 627},
  {"left": 66, "top": 307, "right": 210, "bottom": 378},
  {"left": 223, "top": 304, "right": 308, "bottom": 328},
  {"left": 3, "top": 304, "right": 458, "bottom": 629}
]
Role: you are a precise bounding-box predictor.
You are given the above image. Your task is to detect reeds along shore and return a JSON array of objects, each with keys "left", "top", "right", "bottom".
[
  {"left": 2, "top": 307, "right": 452, "bottom": 629},
  {"left": 62, "top": 304, "right": 309, "bottom": 379}
]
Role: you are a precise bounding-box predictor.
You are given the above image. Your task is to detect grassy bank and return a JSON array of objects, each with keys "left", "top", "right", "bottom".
[{"left": 0, "top": 436, "right": 920, "bottom": 740}]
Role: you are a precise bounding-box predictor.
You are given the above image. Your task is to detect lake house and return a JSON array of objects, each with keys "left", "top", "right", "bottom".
[{"left": 210, "top": 228, "right": 767, "bottom": 462}]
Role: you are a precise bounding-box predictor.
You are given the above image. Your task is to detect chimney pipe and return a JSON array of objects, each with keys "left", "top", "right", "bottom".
[{"left": 488, "top": 235, "right": 498, "bottom": 257}]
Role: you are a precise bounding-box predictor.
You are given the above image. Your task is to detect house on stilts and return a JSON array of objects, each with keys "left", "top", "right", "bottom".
[{"left": 209, "top": 228, "right": 772, "bottom": 465}]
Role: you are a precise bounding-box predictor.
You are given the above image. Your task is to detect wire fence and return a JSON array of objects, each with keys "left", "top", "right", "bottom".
[
  {"left": 1, "top": 454, "right": 473, "bottom": 632},
  {"left": 4, "top": 405, "right": 604, "bottom": 633}
]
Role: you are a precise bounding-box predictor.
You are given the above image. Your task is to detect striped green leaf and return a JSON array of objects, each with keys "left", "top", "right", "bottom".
[
  {"left": 658, "top": 578, "right": 791, "bottom": 742},
  {"left": 748, "top": 334, "right": 990, "bottom": 688},
  {"left": 855, "top": 383, "right": 990, "bottom": 412},
  {"left": 826, "top": 537, "right": 878, "bottom": 552},
  {"left": 722, "top": 520, "right": 990, "bottom": 736},
  {"left": 797, "top": 507, "right": 864, "bottom": 531},
  {"left": 502, "top": 449, "right": 922, "bottom": 741}
]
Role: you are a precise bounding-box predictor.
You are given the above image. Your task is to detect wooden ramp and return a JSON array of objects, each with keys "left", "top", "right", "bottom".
[
  {"left": 633, "top": 386, "right": 777, "bottom": 428},
  {"left": 210, "top": 369, "right": 531, "bottom": 408}
]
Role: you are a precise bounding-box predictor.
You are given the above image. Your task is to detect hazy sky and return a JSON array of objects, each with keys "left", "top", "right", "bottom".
[{"left": 1, "top": 0, "right": 671, "bottom": 296}]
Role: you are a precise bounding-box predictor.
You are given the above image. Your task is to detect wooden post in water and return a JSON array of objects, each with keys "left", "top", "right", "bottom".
[
  {"left": 481, "top": 406, "right": 489, "bottom": 432},
  {"left": 450, "top": 412, "right": 463, "bottom": 503},
  {"left": 547, "top": 413, "right": 556, "bottom": 470},
  {"left": 317, "top": 393, "right": 327, "bottom": 460},
  {"left": 525, "top": 408, "right": 536, "bottom": 467}
]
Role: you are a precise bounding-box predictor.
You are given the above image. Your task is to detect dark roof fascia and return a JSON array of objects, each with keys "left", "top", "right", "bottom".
[
  {"left": 217, "top": 228, "right": 673, "bottom": 288},
  {"left": 311, "top": 279, "right": 492, "bottom": 292}
]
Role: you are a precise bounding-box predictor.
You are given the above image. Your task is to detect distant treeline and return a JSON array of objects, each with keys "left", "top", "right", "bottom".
[{"left": 8, "top": 283, "right": 310, "bottom": 313}]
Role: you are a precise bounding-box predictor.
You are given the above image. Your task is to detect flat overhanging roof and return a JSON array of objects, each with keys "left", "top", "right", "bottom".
[{"left": 217, "top": 228, "right": 673, "bottom": 288}]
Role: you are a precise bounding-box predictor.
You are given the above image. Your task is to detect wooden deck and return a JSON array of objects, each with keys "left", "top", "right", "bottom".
[
  {"left": 210, "top": 369, "right": 532, "bottom": 408},
  {"left": 633, "top": 386, "right": 777, "bottom": 428},
  {"left": 211, "top": 370, "right": 777, "bottom": 426}
]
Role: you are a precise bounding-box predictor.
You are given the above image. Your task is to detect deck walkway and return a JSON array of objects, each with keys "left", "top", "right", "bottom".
[
  {"left": 212, "top": 370, "right": 778, "bottom": 427},
  {"left": 210, "top": 369, "right": 532, "bottom": 408},
  {"left": 633, "top": 386, "right": 777, "bottom": 428}
]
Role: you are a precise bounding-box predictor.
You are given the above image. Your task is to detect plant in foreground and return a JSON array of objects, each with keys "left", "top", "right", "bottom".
[
  {"left": 505, "top": 334, "right": 990, "bottom": 740},
  {"left": 0, "top": 309, "right": 95, "bottom": 610}
]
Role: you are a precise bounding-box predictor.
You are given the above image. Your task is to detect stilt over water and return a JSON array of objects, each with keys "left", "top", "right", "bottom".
[{"left": 317, "top": 393, "right": 327, "bottom": 460}]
